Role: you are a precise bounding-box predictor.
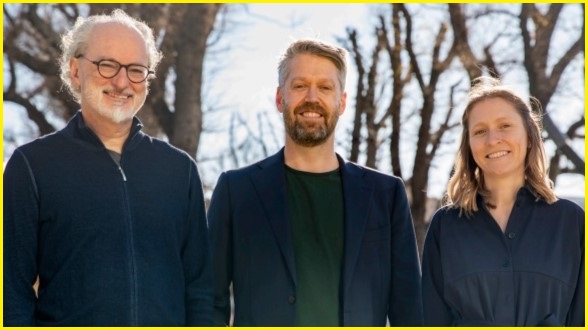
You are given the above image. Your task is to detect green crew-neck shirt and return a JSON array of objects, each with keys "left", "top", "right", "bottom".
[{"left": 285, "top": 165, "right": 344, "bottom": 326}]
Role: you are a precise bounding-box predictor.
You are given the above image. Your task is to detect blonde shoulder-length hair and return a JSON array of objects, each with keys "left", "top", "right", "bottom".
[{"left": 445, "top": 77, "right": 557, "bottom": 216}]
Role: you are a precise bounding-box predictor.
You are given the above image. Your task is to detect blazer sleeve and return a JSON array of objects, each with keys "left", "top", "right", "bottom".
[
  {"left": 3, "top": 149, "right": 39, "bottom": 326},
  {"left": 387, "top": 180, "right": 424, "bottom": 326},
  {"left": 421, "top": 211, "right": 454, "bottom": 325},
  {"left": 207, "top": 172, "right": 234, "bottom": 326},
  {"left": 184, "top": 161, "right": 214, "bottom": 325}
]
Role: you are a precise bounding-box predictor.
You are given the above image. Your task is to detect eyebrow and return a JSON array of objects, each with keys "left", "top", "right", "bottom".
[
  {"left": 290, "top": 77, "right": 337, "bottom": 85},
  {"left": 94, "top": 56, "right": 149, "bottom": 67},
  {"left": 470, "top": 116, "right": 517, "bottom": 128}
]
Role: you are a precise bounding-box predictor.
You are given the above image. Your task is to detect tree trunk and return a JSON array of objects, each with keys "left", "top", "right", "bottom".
[{"left": 170, "top": 4, "right": 222, "bottom": 158}]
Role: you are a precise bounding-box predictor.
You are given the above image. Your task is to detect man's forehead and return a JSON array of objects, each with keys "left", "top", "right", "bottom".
[
  {"left": 291, "top": 53, "right": 337, "bottom": 64},
  {"left": 289, "top": 55, "right": 338, "bottom": 72},
  {"left": 85, "top": 22, "right": 148, "bottom": 60}
]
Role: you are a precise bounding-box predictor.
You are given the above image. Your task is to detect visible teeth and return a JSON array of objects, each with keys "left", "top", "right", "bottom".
[
  {"left": 301, "top": 112, "right": 321, "bottom": 118},
  {"left": 487, "top": 151, "right": 509, "bottom": 159},
  {"left": 107, "top": 92, "right": 128, "bottom": 99}
]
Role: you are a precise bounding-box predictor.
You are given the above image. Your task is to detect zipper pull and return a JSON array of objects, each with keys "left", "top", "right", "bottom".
[{"left": 118, "top": 166, "right": 127, "bottom": 181}]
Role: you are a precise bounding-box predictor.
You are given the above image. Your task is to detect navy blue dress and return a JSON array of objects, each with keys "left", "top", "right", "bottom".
[{"left": 422, "top": 187, "right": 584, "bottom": 326}]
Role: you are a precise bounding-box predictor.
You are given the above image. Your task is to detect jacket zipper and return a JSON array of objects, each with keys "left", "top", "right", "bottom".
[
  {"left": 115, "top": 158, "right": 137, "bottom": 325},
  {"left": 122, "top": 184, "right": 138, "bottom": 325},
  {"left": 118, "top": 165, "right": 127, "bottom": 181}
]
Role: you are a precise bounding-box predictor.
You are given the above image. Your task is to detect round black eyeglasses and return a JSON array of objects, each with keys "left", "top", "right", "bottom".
[{"left": 76, "top": 55, "right": 153, "bottom": 83}]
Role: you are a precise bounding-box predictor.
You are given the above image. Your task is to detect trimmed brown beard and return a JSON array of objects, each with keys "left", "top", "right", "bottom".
[{"left": 282, "top": 101, "right": 340, "bottom": 147}]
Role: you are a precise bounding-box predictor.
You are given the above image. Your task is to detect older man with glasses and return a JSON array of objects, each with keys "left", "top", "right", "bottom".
[{"left": 3, "top": 9, "right": 213, "bottom": 326}]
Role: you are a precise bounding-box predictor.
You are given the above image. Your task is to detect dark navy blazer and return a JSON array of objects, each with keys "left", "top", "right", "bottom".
[{"left": 208, "top": 149, "right": 423, "bottom": 326}]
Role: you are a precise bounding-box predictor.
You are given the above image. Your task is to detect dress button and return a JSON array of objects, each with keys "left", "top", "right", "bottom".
[
  {"left": 507, "top": 232, "right": 516, "bottom": 239},
  {"left": 288, "top": 295, "right": 296, "bottom": 304}
]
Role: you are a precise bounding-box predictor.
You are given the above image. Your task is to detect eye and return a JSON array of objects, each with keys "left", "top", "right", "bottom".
[
  {"left": 320, "top": 85, "right": 333, "bottom": 91},
  {"left": 500, "top": 123, "right": 511, "bottom": 129},
  {"left": 128, "top": 66, "right": 145, "bottom": 74},
  {"left": 472, "top": 129, "right": 486, "bottom": 136},
  {"left": 98, "top": 61, "right": 119, "bottom": 70},
  {"left": 97, "top": 60, "right": 120, "bottom": 76},
  {"left": 128, "top": 66, "right": 148, "bottom": 78}
]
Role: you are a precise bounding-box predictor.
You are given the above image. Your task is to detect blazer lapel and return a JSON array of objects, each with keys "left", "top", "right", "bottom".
[
  {"left": 250, "top": 149, "right": 297, "bottom": 286},
  {"left": 339, "top": 157, "right": 372, "bottom": 296}
]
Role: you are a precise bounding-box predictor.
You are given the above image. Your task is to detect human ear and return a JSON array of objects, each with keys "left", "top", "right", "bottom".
[
  {"left": 70, "top": 58, "right": 81, "bottom": 90},
  {"left": 339, "top": 91, "right": 347, "bottom": 115},
  {"left": 275, "top": 87, "right": 284, "bottom": 113}
]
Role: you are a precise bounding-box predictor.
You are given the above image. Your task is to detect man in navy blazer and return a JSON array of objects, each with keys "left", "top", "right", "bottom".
[{"left": 208, "top": 39, "right": 423, "bottom": 326}]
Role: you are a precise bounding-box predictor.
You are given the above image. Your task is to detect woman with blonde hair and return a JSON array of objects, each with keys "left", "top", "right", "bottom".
[{"left": 422, "top": 77, "right": 584, "bottom": 326}]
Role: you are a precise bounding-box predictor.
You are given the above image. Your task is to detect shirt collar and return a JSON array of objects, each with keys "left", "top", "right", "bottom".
[{"left": 476, "top": 185, "right": 541, "bottom": 211}]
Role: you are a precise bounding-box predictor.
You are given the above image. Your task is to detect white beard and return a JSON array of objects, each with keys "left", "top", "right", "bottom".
[{"left": 82, "top": 86, "right": 144, "bottom": 124}]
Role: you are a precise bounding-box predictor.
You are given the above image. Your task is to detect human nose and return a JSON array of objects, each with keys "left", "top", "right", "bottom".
[
  {"left": 111, "top": 67, "right": 131, "bottom": 88},
  {"left": 305, "top": 86, "right": 319, "bottom": 103},
  {"left": 486, "top": 129, "right": 502, "bottom": 144}
]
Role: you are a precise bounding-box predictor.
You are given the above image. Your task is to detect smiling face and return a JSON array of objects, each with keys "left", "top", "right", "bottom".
[
  {"left": 276, "top": 53, "right": 347, "bottom": 147},
  {"left": 468, "top": 97, "right": 529, "bottom": 183},
  {"left": 70, "top": 22, "right": 149, "bottom": 125}
]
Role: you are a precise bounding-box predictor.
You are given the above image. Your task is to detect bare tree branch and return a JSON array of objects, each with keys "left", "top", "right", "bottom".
[
  {"left": 4, "top": 58, "right": 56, "bottom": 135},
  {"left": 521, "top": 3, "right": 585, "bottom": 175},
  {"left": 345, "top": 27, "right": 366, "bottom": 163}
]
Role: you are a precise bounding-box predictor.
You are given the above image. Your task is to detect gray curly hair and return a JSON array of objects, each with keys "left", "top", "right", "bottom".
[{"left": 59, "top": 9, "right": 163, "bottom": 103}]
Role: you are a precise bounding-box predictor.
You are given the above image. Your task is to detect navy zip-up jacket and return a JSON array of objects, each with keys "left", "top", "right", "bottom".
[{"left": 4, "top": 111, "right": 213, "bottom": 326}]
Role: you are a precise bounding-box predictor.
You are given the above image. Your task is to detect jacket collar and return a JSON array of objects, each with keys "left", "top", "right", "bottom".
[
  {"left": 338, "top": 155, "right": 372, "bottom": 299},
  {"left": 250, "top": 149, "right": 296, "bottom": 285},
  {"left": 64, "top": 110, "right": 144, "bottom": 152}
]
